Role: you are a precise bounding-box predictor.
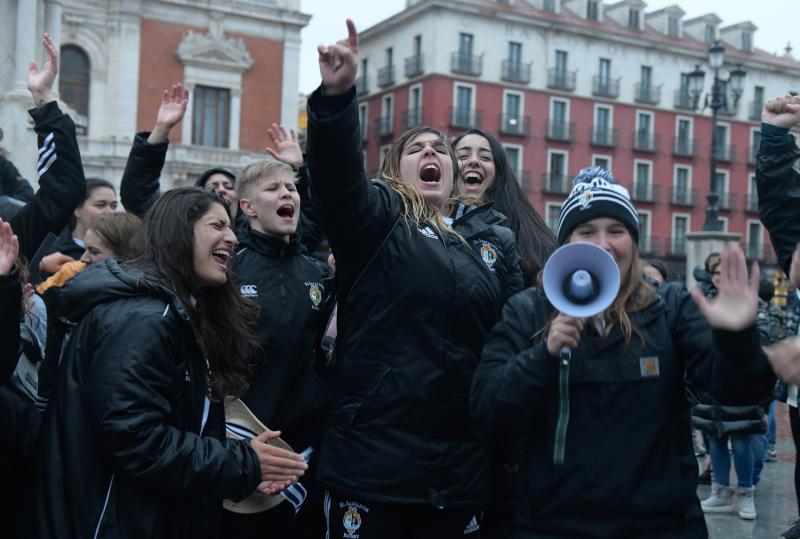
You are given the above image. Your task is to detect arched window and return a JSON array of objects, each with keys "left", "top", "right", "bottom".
[{"left": 59, "top": 45, "right": 90, "bottom": 117}]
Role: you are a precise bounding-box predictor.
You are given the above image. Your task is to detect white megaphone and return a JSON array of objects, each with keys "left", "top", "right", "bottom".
[
  {"left": 542, "top": 242, "right": 621, "bottom": 320},
  {"left": 541, "top": 242, "right": 621, "bottom": 466}
]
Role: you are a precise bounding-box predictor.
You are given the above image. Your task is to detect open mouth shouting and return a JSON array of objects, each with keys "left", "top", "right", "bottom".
[
  {"left": 419, "top": 162, "right": 441, "bottom": 184},
  {"left": 462, "top": 169, "right": 484, "bottom": 192},
  {"left": 211, "top": 247, "right": 232, "bottom": 272},
  {"left": 277, "top": 203, "right": 296, "bottom": 223}
]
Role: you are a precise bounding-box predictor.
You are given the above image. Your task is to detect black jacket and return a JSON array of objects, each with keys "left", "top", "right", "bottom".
[
  {"left": 119, "top": 132, "right": 325, "bottom": 252},
  {"left": 28, "top": 260, "right": 261, "bottom": 539},
  {"left": 10, "top": 102, "right": 86, "bottom": 261},
  {"left": 470, "top": 283, "right": 774, "bottom": 539},
  {"left": 0, "top": 154, "right": 34, "bottom": 203},
  {"left": 756, "top": 123, "right": 800, "bottom": 276},
  {"left": 232, "top": 225, "right": 332, "bottom": 449},
  {"left": 306, "top": 85, "right": 522, "bottom": 508}
]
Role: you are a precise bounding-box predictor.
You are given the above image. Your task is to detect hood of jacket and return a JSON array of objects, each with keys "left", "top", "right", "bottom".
[{"left": 56, "top": 258, "right": 190, "bottom": 324}]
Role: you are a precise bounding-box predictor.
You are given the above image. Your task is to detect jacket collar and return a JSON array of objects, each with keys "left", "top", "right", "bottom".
[
  {"left": 238, "top": 225, "right": 298, "bottom": 258},
  {"left": 450, "top": 201, "right": 508, "bottom": 237}
]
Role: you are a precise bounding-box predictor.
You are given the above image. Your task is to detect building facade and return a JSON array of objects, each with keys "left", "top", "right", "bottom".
[
  {"left": 355, "top": 0, "right": 800, "bottom": 276},
  {"left": 0, "top": 0, "right": 309, "bottom": 194}
]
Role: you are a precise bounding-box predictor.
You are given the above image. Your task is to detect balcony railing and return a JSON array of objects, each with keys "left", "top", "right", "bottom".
[
  {"left": 401, "top": 108, "right": 422, "bottom": 130},
  {"left": 592, "top": 76, "right": 620, "bottom": 98},
  {"left": 404, "top": 54, "right": 424, "bottom": 78},
  {"left": 449, "top": 107, "right": 482, "bottom": 129},
  {"left": 547, "top": 69, "right": 577, "bottom": 91},
  {"left": 451, "top": 52, "right": 482, "bottom": 77},
  {"left": 375, "top": 116, "right": 394, "bottom": 139},
  {"left": 746, "top": 192, "right": 759, "bottom": 213},
  {"left": 674, "top": 90, "right": 695, "bottom": 110},
  {"left": 716, "top": 191, "right": 736, "bottom": 211},
  {"left": 377, "top": 65, "right": 395, "bottom": 88},
  {"left": 501, "top": 60, "right": 532, "bottom": 84},
  {"left": 542, "top": 173, "right": 570, "bottom": 194},
  {"left": 668, "top": 237, "right": 687, "bottom": 256},
  {"left": 746, "top": 243, "right": 767, "bottom": 261},
  {"left": 713, "top": 144, "right": 735, "bottom": 162},
  {"left": 633, "top": 132, "right": 660, "bottom": 152},
  {"left": 639, "top": 235, "right": 661, "bottom": 255},
  {"left": 634, "top": 83, "right": 662, "bottom": 105},
  {"left": 629, "top": 183, "right": 660, "bottom": 203},
  {"left": 355, "top": 74, "right": 368, "bottom": 96},
  {"left": 591, "top": 126, "right": 618, "bottom": 147},
  {"left": 670, "top": 187, "right": 697, "bottom": 206},
  {"left": 499, "top": 114, "right": 530, "bottom": 137},
  {"left": 673, "top": 137, "right": 697, "bottom": 157},
  {"left": 546, "top": 120, "right": 575, "bottom": 142},
  {"left": 748, "top": 145, "right": 758, "bottom": 165},
  {"left": 718, "top": 102, "right": 738, "bottom": 117},
  {"left": 749, "top": 100, "right": 763, "bottom": 121}
]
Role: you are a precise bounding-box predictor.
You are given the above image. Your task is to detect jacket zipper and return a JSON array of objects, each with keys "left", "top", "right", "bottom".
[
  {"left": 553, "top": 349, "right": 571, "bottom": 466},
  {"left": 93, "top": 473, "right": 115, "bottom": 539}
]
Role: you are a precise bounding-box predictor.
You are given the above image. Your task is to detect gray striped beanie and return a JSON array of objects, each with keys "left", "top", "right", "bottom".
[{"left": 556, "top": 167, "right": 639, "bottom": 245}]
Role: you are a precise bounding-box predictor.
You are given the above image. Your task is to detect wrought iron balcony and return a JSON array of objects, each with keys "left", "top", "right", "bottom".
[
  {"left": 746, "top": 192, "right": 759, "bottom": 213},
  {"left": 717, "top": 191, "right": 736, "bottom": 211},
  {"left": 670, "top": 187, "right": 697, "bottom": 206},
  {"left": 748, "top": 145, "right": 758, "bottom": 165},
  {"left": 499, "top": 114, "right": 530, "bottom": 136},
  {"left": 673, "top": 137, "right": 697, "bottom": 158},
  {"left": 404, "top": 54, "right": 424, "bottom": 78},
  {"left": 501, "top": 60, "right": 532, "bottom": 84},
  {"left": 718, "top": 102, "right": 738, "bottom": 117},
  {"left": 633, "top": 132, "right": 660, "bottom": 153},
  {"left": 355, "top": 74, "right": 368, "bottom": 96},
  {"left": 451, "top": 52, "right": 482, "bottom": 77},
  {"left": 401, "top": 108, "right": 422, "bottom": 130},
  {"left": 541, "top": 173, "right": 570, "bottom": 194},
  {"left": 713, "top": 143, "right": 735, "bottom": 162},
  {"left": 745, "top": 243, "right": 766, "bottom": 261},
  {"left": 634, "top": 83, "right": 661, "bottom": 105},
  {"left": 374, "top": 116, "right": 394, "bottom": 139},
  {"left": 638, "top": 235, "right": 661, "bottom": 255},
  {"left": 629, "top": 183, "right": 660, "bottom": 203},
  {"left": 449, "top": 107, "right": 482, "bottom": 129},
  {"left": 590, "top": 126, "right": 618, "bottom": 147},
  {"left": 547, "top": 69, "right": 576, "bottom": 91},
  {"left": 592, "top": 76, "right": 620, "bottom": 98},
  {"left": 519, "top": 170, "right": 533, "bottom": 193},
  {"left": 377, "top": 65, "right": 395, "bottom": 88},
  {"left": 545, "top": 120, "right": 575, "bottom": 142},
  {"left": 668, "top": 237, "right": 687, "bottom": 256},
  {"left": 674, "top": 90, "right": 695, "bottom": 110}
]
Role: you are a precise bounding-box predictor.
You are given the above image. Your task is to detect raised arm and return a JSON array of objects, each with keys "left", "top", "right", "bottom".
[
  {"left": 11, "top": 34, "right": 86, "bottom": 261},
  {"left": 756, "top": 94, "right": 800, "bottom": 275},
  {"left": 306, "top": 20, "right": 398, "bottom": 277},
  {"left": 120, "top": 83, "right": 188, "bottom": 217}
]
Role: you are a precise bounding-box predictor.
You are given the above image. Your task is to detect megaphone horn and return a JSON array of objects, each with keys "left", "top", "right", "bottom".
[{"left": 542, "top": 242, "right": 621, "bottom": 319}]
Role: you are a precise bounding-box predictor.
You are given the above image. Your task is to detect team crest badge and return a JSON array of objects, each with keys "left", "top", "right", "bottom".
[
  {"left": 343, "top": 506, "right": 362, "bottom": 537},
  {"left": 308, "top": 284, "right": 322, "bottom": 308},
  {"left": 578, "top": 191, "right": 594, "bottom": 208},
  {"left": 479, "top": 242, "right": 498, "bottom": 270}
]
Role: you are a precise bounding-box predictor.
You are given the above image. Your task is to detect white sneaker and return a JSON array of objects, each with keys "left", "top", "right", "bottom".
[
  {"left": 701, "top": 483, "right": 735, "bottom": 513},
  {"left": 737, "top": 487, "right": 756, "bottom": 520}
]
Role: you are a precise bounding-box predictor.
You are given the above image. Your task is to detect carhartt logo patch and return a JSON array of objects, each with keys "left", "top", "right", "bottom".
[{"left": 640, "top": 356, "right": 660, "bottom": 377}]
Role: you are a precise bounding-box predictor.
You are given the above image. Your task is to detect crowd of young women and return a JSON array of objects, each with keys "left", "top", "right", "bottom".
[{"left": 0, "top": 24, "right": 795, "bottom": 539}]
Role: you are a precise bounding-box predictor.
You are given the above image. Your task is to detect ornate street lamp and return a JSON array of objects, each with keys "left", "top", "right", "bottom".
[{"left": 687, "top": 41, "right": 747, "bottom": 231}]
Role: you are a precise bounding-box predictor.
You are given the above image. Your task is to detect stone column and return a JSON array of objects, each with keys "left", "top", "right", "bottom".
[
  {"left": 14, "top": 0, "right": 38, "bottom": 91},
  {"left": 685, "top": 231, "right": 742, "bottom": 289},
  {"left": 45, "top": 0, "right": 63, "bottom": 97}
]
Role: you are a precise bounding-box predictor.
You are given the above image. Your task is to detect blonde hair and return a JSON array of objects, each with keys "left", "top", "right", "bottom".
[
  {"left": 236, "top": 159, "right": 296, "bottom": 200},
  {"left": 378, "top": 126, "right": 462, "bottom": 237}
]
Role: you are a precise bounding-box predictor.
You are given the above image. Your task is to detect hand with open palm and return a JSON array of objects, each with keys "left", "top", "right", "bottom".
[
  {"left": 0, "top": 219, "right": 18, "bottom": 276},
  {"left": 265, "top": 124, "right": 303, "bottom": 168},
  {"left": 148, "top": 83, "right": 189, "bottom": 144},
  {"left": 691, "top": 242, "right": 759, "bottom": 331},
  {"left": 28, "top": 33, "right": 59, "bottom": 107}
]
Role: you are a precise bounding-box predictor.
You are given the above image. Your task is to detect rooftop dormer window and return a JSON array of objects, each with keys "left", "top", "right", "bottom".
[
  {"left": 742, "top": 31, "right": 752, "bottom": 52},
  {"left": 628, "top": 9, "right": 640, "bottom": 29}
]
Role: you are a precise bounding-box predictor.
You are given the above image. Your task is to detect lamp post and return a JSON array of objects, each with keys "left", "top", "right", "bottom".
[{"left": 687, "top": 41, "right": 746, "bottom": 231}]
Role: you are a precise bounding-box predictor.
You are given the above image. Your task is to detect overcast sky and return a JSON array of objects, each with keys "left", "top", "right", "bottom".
[{"left": 298, "top": 0, "right": 795, "bottom": 94}]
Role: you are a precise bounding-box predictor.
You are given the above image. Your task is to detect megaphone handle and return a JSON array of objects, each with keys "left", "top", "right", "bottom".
[{"left": 553, "top": 347, "right": 571, "bottom": 466}]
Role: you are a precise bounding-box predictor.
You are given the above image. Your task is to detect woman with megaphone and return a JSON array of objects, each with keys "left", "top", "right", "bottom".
[{"left": 471, "top": 167, "right": 774, "bottom": 539}]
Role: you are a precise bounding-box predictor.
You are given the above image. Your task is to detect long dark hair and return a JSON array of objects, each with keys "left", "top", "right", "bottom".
[
  {"left": 453, "top": 129, "right": 555, "bottom": 284},
  {"left": 130, "top": 188, "right": 256, "bottom": 398}
]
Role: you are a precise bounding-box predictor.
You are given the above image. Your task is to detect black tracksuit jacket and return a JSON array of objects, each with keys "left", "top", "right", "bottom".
[
  {"left": 470, "top": 283, "right": 775, "bottom": 539},
  {"left": 232, "top": 225, "right": 332, "bottom": 449},
  {"left": 306, "top": 85, "right": 523, "bottom": 509},
  {"left": 10, "top": 102, "right": 86, "bottom": 262},
  {"left": 27, "top": 260, "right": 261, "bottom": 539}
]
